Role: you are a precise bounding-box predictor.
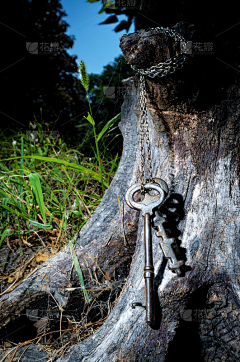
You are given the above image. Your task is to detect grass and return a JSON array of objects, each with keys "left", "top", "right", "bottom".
[
  {"left": 79, "top": 60, "right": 121, "bottom": 194},
  {"left": 0, "top": 123, "right": 121, "bottom": 299},
  {"left": 0, "top": 61, "right": 122, "bottom": 303}
]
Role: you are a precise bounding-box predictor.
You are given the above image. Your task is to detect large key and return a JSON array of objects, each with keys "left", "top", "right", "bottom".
[
  {"left": 153, "top": 210, "right": 184, "bottom": 276},
  {"left": 125, "top": 181, "right": 166, "bottom": 325}
]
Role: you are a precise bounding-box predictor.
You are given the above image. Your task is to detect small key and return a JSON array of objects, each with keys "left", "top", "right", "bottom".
[
  {"left": 153, "top": 210, "right": 184, "bottom": 276},
  {"left": 125, "top": 181, "right": 166, "bottom": 325}
]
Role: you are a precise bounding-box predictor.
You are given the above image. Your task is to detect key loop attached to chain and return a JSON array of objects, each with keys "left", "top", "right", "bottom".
[{"left": 131, "top": 26, "right": 187, "bottom": 193}]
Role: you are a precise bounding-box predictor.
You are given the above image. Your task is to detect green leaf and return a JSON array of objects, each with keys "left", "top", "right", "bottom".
[
  {"left": 96, "top": 113, "right": 121, "bottom": 142},
  {"left": 83, "top": 112, "right": 95, "bottom": 126},
  {"left": 98, "top": 1, "right": 116, "bottom": 14},
  {"left": 86, "top": 0, "right": 100, "bottom": 3},
  {"left": 28, "top": 173, "right": 46, "bottom": 224},
  {"left": 28, "top": 220, "right": 52, "bottom": 229},
  {"left": 99, "top": 15, "right": 118, "bottom": 25}
]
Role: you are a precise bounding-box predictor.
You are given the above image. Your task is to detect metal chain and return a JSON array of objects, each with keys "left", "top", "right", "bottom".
[
  {"left": 138, "top": 74, "right": 153, "bottom": 192},
  {"left": 133, "top": 26, "right": 187, "bottom": 192},
  {"left": 131, "top": 26, "right": 187, "bottom": 78}
]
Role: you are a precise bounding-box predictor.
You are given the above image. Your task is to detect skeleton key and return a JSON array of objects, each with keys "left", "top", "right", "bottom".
[
  {"left": 153, "top": 210, "right": 184, "bottom": 276},
  {"left": 125, "top": 181, "right": 166, "bottom": 325}
]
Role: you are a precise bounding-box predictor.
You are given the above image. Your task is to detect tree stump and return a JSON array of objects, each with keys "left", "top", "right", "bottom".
[{"left": 1, "top": 24, "right": 240, "bottom": 361}]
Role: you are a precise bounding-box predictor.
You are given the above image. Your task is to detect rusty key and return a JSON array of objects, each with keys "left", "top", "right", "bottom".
[{"left": 125, "top": 181, "right": 166, "bottom": 325}]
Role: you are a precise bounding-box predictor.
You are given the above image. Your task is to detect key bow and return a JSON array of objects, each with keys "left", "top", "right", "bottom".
[{"left": 125, "top": 182, "right": 165, "bottom": 216}]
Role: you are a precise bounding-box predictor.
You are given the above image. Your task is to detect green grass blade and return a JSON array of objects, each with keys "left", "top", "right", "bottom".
[
  {"left": 19, "top": 137, "right": 24, "bottom": 197},
  {"left": 0, "top": 228, "right": 11, "bottom": 248},
  {"left": 49, "top": 213, "right": 53, "bottom": 225},
  {"left": 0, "top": 156, "right": 108, "bottom": 187},
  {"left": 84, "top": 112, "right": 95, "bottom": 126},
  {"left": 69, "top": 239, "right": 90, "bottom": 303},
  {"left": 96, "top": 113, "right": 121, "bottom": 142},
  {"left": 16, "top": 214, "right": 23, "bottom": 255},
  {"left": 0, "top": 203, "right": 32, "bottom": 220},
  {"left": 28, "top": 220, "right": 52, "bottom": 229},
  {"left": 76, "top": 196, "right": 86, "bottom": 221},
  {"left": 0, "top": 163, "right": 10, "bottom": 172},
  {"left": 28, "top": 173, "right": 46, "bottom": 224}
]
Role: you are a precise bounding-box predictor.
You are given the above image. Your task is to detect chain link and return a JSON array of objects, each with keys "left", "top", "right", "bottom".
[
  {"left": 133, "top": 27, "right": 187, "bottom": 192},
  {"left": 138, "top": 74, "right": 153, "bottom": 192},
  {"left": 131, "top": 27, "right": 187, "bottom": 78}
]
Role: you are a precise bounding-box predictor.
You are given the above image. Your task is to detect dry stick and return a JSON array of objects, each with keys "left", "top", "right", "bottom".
[
  {"left": 33, "top": 230, "right": 46, "bottom": 247},
  {"left": 87, "top": 252, "right": 111, "bottom": 284},
  {"left": 83, "top": 257, "right": 94, "bottom": 283},
  {"left": 13, "top": 194, "right": 61, "bottom": 223},
  {"left": 75, "top": 190, "right": 91, "bottom": 217},
  {"left": 7, "top": 328, "right": 73, "bottom": 362},
  {"left": 55, "top": 214, "right": 65, "bottom": 246},
  {"left": 0, "top": 347, "right": 16, "bottom": 362},
  {"left": 104, "top": 232, "right": 116, "bottom": 247},
  {"left": 46, "top": 137, "right": 58, "bottom": 157},
  {"left": 2, "top": 248, "right": 11, "bottom": 273},
  {"left": 49, "top": 292, "right": 64, "bottom": 339},
  {"left": 4, "top": 313, "right": 107, "bottom": 362},
  {"left": 117, "top": 193, "right": 128, "bottom": 247},
  {"left": 87, "top": 252, "right": 101, "bottom": 285},
  {"left": 16, "top": 344, "right": 33, "bottom": 362}
]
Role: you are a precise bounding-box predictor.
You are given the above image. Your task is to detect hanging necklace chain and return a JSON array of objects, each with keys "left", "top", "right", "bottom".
[
  {"left": 131, "top": 26, "right": 187, "bottom": 78},
  {"left": 138, "top": 74, "right": 153, "bottom": 192},
  {"left": 131, "top": 26, "right": 187, "bottom": 192}
]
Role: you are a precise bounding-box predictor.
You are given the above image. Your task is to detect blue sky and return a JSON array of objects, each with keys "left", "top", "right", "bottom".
[{"left": 61, "top": 0, "right": 135, "bottom": 75}]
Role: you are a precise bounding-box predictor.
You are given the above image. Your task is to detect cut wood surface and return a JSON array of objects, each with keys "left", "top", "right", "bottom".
[{"left": 1, "top": 23, "right": 240, "bottom": 362}]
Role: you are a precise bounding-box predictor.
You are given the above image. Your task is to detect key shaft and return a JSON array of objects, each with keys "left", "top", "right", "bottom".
[{"left": 144, "top": 212, "right": 154, "bottom": 325}]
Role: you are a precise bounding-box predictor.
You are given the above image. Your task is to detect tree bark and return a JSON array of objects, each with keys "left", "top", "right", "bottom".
[{"left": 1, "top": 24, "right": 240, "bottom": 362}]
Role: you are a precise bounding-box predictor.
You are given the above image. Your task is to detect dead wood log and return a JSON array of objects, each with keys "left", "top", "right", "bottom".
[{"left": 1, "top": 23, "right": 240, "bottom": 361}]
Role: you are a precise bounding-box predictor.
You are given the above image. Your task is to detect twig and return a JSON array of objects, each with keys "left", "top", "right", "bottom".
[
  {"left": 16, "top": 345, "right": 32, "bottom": 362},
  {"left": 75, "top": 190, "right": 91, "bottom": 217},
  {"left": 55, "top": 215, "right": 64, "bottom": 246},
  {"left": 13, "top": 194, "right": 61, "bottom": 222},
  {"left": 49, "top": 292, "right": 64, "bottom": 339},
  {"left": 34, "top": 231, "right": 46, "bottom": 247},
  {"left": 104, "top": 232, "right": 116, "bottom": 247},
  {"left": 0, "top": 278, "right": 19, "bottom": 296},
  {"left": 0, "top": 347, "right": 16, "bottom": 362},
  {"left": 2, "top": 248, "right": 10, "bottom": 273},
  {"left": 88, "top": 252, "right": 112, "bottom": 283},
  {"left": 7, "top": 328, "right": 72, "bottom": 362}
]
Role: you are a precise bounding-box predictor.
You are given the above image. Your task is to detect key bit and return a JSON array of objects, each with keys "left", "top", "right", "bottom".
[{"left": 153, "top": 210, "right": 184, "bottom": 276}]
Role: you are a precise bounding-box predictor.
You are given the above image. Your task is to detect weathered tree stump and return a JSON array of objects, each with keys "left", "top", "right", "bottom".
[{"left": 1, "top": 23, "right": 240, "bottom": 361}]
